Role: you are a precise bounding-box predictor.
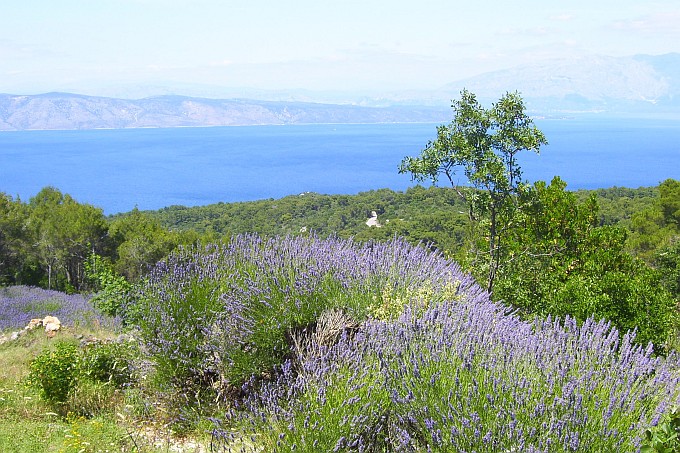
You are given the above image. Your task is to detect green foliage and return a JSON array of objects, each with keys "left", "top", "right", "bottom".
[
  {"left": 108, "top": 207, "right": 186, "bottom": 281},
  {"left": 85, "top": 252, "right": 132, "bottom": 319},
  {"left": 496, "top": 177, "right": 678, "bottom": 347},
  {"left": 26, "top": 338, "right": 137, "bottom": 418},
  {"left": 0, "top": 193, "right": 30, "bottom": 286},
  {"left": 641, "top": 407, "right": 680, "bottom": 453},
  {"left": 660, "top": 179, "right": 680, "bottom": 228},
  {"left": 575, "top": 185, "right": 660, "bottom": 227},
  {"left": 26, "top": 341, "right": 80, "bottom": 408},
  {"left": 145, "top": 186, "right": 473, "bottom": 258},
  {"left": 79, "top": 341, "right": 136, "bottom": 389},
  {"left": 656, "top": 237, "right": 680, "bottom": 298},
  {"left": 399, "top": 89, "right": 547, "bottom": 291},
  {"left": 26, "top": 187, "right": 110, "bottom": 291},
  {"left": 29, "top": 187, "right": 107, "bottom": 290},
  {"left": 626, "top": 179, "right": 680, "bottom": 262},
  {"left": 0, "top": 321, "right": 139, "bottom": 452}
]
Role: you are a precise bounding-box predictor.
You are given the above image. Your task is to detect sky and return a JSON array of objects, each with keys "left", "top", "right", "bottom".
[{"left": 1, "top": 0, "right": 678, "bottom": 98}]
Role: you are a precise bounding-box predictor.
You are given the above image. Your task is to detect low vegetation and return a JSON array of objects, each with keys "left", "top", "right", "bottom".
[{"left": 1, "top": 235, "right": 679, "bottom": 452}]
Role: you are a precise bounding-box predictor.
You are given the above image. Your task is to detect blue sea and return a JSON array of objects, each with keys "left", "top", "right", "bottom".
[{"left": 1, "top": 118, "right": 679, "bottom": 214}]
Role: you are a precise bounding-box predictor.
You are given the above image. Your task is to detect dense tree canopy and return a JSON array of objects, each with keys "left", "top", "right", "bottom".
[
  {"left": 26, "top": 187, "right": 109, "bottom": 290},
  {"left": 495, "top": 177, "right": 677, "bottom": 346}
]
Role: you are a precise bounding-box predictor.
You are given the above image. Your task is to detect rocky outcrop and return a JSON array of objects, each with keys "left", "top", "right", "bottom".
[{"left": 0, "top": 315, "right": 62, "bottom": 344}]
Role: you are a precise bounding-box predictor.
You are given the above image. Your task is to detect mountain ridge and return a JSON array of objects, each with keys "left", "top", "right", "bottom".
[
  {"left": 2, "top": 53, "right": 679, "bottom": 131},
  {"left": 435, "top": 53, "right": 680, "bottom": 115},
  {"left": 0, "top": 94, "right": 451, "bottom": 131}
]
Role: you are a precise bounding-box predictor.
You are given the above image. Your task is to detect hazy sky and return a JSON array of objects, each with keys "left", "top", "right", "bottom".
[{"left": 1, "top": 0, "right": 678, "bottom": 96}]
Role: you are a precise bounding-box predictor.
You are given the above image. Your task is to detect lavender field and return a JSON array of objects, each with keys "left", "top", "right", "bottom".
[
  {"left": 0, "top": 285, "right": 114, "bottom": 332},
  {"left": 129, "top": 235, "right": 680, "bottom": 452}
]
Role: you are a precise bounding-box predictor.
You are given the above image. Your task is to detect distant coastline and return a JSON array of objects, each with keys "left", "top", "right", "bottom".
[{"left": 0, "top": 93, "right": 452, "bottom": 131}]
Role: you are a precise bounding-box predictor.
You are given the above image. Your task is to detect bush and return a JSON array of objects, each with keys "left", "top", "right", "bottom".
[
  {"left": 85, "top": 253, "right": 132, "bottom": 320},
  {"left": 131, "top": 234, "right": 475, "bottom": 419},
  {"left": 26, "top": 339, "right": 137, "bottom": 417},
  {"left": 27, "top": 341, "right": 80, "bottom": 408},
  {"left": 219, "top": 301, "right": 680, "bottom": 452},
  {"left": 79, "top": 340, "right": 136, "bottom": 389},
  {"left": 642, "top": 407, "right": 680, "bottom": 453}
]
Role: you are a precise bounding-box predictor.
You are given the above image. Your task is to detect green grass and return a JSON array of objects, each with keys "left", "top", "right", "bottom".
[{"left": 0, "top": 325, "right": 211, "bottom": 452}]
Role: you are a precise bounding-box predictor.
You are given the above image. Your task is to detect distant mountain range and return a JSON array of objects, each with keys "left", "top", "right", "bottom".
[
  {"left": 0, "top": 94, "right": 450, "bottom": 131},
  {"left": 1, "top": 53, "right": 678, "bottom": 131},
  {"left": 438, "top": 53, "right": 680, "bottom": 116}
]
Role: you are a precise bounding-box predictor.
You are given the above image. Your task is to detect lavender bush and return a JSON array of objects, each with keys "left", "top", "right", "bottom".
[
  {"left": 132, "top": 234, "right": 474, "bottom": 414},
  {"left": 221, "top": 298, "right": 680, "bottom": 452},
  {"left": 132, "top": 234, "right": 680, "bottom": 449},
  {"left": 0, "top": 285, "right": 115, "bottom": 332}
]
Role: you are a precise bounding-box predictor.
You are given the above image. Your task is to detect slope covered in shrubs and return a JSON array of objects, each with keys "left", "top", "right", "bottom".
[
  {"left": 132, "top": 235, "right": 474, "bottom": 414},
  {"left": 131, "top": 235, "right": 680, "bottom": 451}
]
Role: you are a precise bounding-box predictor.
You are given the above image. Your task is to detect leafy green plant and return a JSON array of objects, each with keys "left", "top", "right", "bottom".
[
  {"left": 85, "top": 252, "right": 132, "bottom": 319},
  {"left": 642, "top": 407, "right": 680, "bottom": 453},
  {"left": 26, "top": 341, "right": 80, "bottom": 409},
  {"left": 26, "top": 337, "right": 137, "bottom": 418},
  {"left": 79, "top": 341, "right": 136, "bottom": 389},
  {"left": 399, "top": 89, "right": 547, "bottom": 292}
]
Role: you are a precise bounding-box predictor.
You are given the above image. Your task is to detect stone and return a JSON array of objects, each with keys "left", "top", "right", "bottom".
[
  {"left": 42, "top": 316, "right": 61, "bottom": 333},
  {"left": 26, "top": 318, "right": 43, "bottom": 330},
  {"left": 366, "top": 210, "right": 381, "bottom": 228}
]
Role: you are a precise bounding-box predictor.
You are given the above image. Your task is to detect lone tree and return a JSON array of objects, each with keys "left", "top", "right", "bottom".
[{"left": 399, "top": 90, "right": 547, "bottom": 292}]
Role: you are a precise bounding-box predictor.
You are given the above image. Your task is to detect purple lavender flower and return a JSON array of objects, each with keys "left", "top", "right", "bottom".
[
  {"left": 133, "top": 234, "right": 680, "bottom": 452},
  {"left": 1, "top": 285, "right": 115, "bottom": 331}
]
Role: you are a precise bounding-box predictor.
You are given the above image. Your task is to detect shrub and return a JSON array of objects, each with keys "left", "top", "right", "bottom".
[
  {"left": 79, "top": 340, "right": 136, "bottom": 389},
  {"left": 641, "top": 407, "right": 680, "bottom": 453},
  {"left": 85, "top": 253, "right": 132, "bottom": 320},
  {"left": 218, "top": 299, "right": 680, "bottom": 452},
  {"left": 26, "top": 341, "right": 80, "bottom": 408},
  {"left": 26, "top": 338, "right": 136, "bottom": 417},
  {"left": 131, "top": 234, "right": 475, "bottom": 419}
]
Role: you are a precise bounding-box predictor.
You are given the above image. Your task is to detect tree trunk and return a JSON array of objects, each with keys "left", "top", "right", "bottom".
[{"left": 488, "top": 208, "right": 497, "bottom": 293}]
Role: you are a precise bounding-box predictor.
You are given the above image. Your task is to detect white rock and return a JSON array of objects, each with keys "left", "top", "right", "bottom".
[{"left": 42, "top": 316, "right": 61, "bottom": 332}]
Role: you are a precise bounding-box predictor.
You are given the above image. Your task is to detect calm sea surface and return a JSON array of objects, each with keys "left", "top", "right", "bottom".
[{"left": 1, "top": 118, "right": 679, "bottom": 214}]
